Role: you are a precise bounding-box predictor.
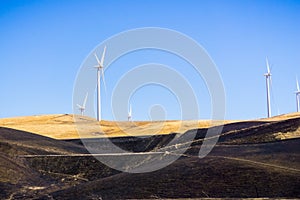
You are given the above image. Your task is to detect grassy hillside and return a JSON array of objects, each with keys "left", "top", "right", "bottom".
[
  {"left": 0, "top": 114, "right": 225, "bottom": 139},
  {"left": 0, "top": 113, "right": 299, "bottom": 140}
]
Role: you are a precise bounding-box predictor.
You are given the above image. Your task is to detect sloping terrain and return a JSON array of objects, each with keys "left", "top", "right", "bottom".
[
  {"left": 218, "top": 117, "right": 300, "bottom": 143},
  {"left": 0, "top": 127, "right": 88, "bottom": 199},
  {"left": 46, "top": 117, "right": 300, "bottom": 199},
  {"left": 49, "top": 154, "right": 300, "bottom": 199},
  {"left": 0, "top": 114, "right": 236, "bottom": 139},
  {"left": 0, "top": 127, "right": 87, "bottom": 155},
  {"left": 0, "top": 114, "right": 300, "bottom": 199},
  {"left": 0, "top": 113, "right": 299, "bottom": 140}
]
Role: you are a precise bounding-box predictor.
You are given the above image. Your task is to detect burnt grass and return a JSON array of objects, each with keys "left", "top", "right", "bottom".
[
  {"left": 0, "top": 117, "right": 300, "bottom": 199},
  {"left": 34, "top": 138, "right": 300, "bottom": 199},
  {"left": 50, "top": 156, "right": 300, "bottom": 199}
]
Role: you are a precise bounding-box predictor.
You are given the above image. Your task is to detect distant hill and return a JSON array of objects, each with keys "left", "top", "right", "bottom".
[
  {"left": 0, "top": 114, "right": 234, "bottom": 139},
  {"left": 0, "top": 113, "right": 299, "bottom": 139}
]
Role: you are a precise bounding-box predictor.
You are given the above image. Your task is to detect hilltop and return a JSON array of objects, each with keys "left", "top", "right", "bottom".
[
  {"left": 0, "top": 114, "right": 232, "bottom": 139},
  {"left": 0, "top": 113, "right": 299, "bottom": 139}
]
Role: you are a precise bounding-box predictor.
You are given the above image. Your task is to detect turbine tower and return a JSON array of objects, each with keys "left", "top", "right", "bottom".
[
  {"left": 264, "top": 57, "right": 272, "bottom": 118},
  {"left": 94, "top": 46, "right": 107, "bottom": 121},
  {"left": 77, "top": 93, "right": 88, "bottom": 116},
  {"left": 128, "top": 104, "right": 132, "bottom": 121},
  {"left": 296, "top": 77, "right": 300, "bottom": 112}
]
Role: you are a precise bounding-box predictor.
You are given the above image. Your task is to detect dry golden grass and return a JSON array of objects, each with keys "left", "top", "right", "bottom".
[
  {"left": 0, "top": 113, "right": 299, "bottom": 139},
  {"left": 258, "top": 112, "right": 300, "bottom": 121},
  {"left": 0, "top": 114, "right": 234, "bottom": 139}
]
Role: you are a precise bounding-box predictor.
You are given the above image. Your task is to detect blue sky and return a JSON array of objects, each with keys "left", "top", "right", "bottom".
[{"left": 0, "top": 0, "right": 299, "bottom": 120}]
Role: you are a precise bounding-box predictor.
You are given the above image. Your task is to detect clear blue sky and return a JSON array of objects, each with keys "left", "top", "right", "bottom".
[{"left": 0, "top": 0, "right": 299, "bottom": 120}]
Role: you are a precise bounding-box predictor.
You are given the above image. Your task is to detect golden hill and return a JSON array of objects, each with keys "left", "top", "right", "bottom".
[
  {"left": 0, "top": 113, "right": 299, "bottom": 140},
  {"left": 0, "top": 114, "right": 230, "bottom": 139}
]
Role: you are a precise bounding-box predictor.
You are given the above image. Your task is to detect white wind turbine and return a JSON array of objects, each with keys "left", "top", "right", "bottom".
[
  {"left": 295, "top": 77, "right": 300, "bottom": 112},
  {"left": 128, "top": 104, "right": 132, "bottom": 121},
  {"left": 264, "top": 57, "right": 272, "bottom": 118},
  {"left": 94, "top": 46, "right": 107, "bottom": 121},
  {"left": 77, "top": 93, "right": 88, "bottom": 116}
]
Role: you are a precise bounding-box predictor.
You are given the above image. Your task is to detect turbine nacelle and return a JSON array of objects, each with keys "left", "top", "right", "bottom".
[
  {"left": 264, "top": 73, "right": 272, "bottom": 77},
  {"left": 76, "top": 104, "right": 85, "bottom": 109}
]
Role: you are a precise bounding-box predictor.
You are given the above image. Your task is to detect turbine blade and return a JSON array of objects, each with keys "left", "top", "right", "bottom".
[
  {"left": 94, "top": 53, "right": 101, "bottom": 64},
  {"left": 77, "top": 104, "right": 82, "bottom": 108},
  {"left": 100, "top": 46, "right": 106, "bottom": 66},
  {"left": 130, "top": 104, "right": 132, "bottom": 115},
  {"left": 101, "top": 68, "right": 107, "bottom": 93},
  {"left": 266, "top": 57, "right": 270, "bottom": 73},
  {"left": 83, "top": 92, "right": 88, "bottom": 108},
  {"left": 297, "top": 77, "right": 300, "bottom": 91}
]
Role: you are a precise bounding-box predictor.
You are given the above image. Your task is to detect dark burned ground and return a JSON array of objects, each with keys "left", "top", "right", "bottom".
[
  {"left": 49, "top": 156, "right": 299, "bottom": 199},
  {"left": 40, "top": 139, "right": 300, "bottom": 200},
  {"left": 0, "top": 117, "right": 300, "bottom": 199},
  {"left": 0, "top": 127, "right": 88, "bottom": 199}
]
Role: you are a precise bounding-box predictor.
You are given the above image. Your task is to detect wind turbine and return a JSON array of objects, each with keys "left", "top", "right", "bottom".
[
  {"left": 295, "top": 77, "right": 300, "bottom": 112},
  {"left": 77, "top": 93, "right": 88, "bottom": 116},
  {"left": 128, "top": 104, "right": 132, "bottom": 121},
  {"left": 264, "top": 57, "right": 272, "bottom": 118},
  {"left": 94, "top": 46, "right": 107, "bottom": 121}
]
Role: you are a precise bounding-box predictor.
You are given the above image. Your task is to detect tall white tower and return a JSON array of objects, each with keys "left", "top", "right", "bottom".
[
  {"left": 94, "top": 46, "right": 106, "bottom": 121},
  {"left": 264, "top": 57, "right": 272, "bottom": 118},
  {"left": 296, "top": 77, "right": 300, "bottom": 112}
]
